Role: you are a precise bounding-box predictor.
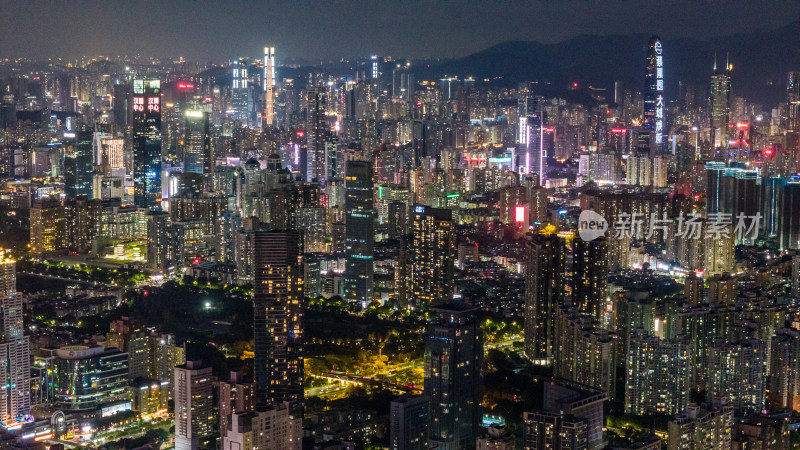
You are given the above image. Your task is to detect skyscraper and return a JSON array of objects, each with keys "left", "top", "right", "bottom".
[
  {"left": 252, "top": 231, "right": 304, "bottom": 410},
  {"left": 780, "top": 179, "right": 800, "bottom": 250},
  {"left": 0, "top": 255, "right": 14, "bottom": 299},
  {"left": 524, "top": 233, "right": 565, "bottom": 363},
  {"left": 232, "top": 60, "right": 252, "bottom": 126},
  {"left": 711, "top": 57, "right": 732, "bottom": 148},
  {"left": 787, "top": 71, "right": 800, "bottom": 133},
  {"left": 264, "top": 47, "right": 276, "bottom": 126},
  {"left": 132, "top": 79, "right": 162, "bottom": 208},
  {"left": 64, "top": 126, "right": 94, "bottom": 198},
  {"left": 625, "top": 331, "right": 690, "bottom": 416},
  {"left": 410, "top": 205, "right": 455, "bottom": 308},
  {"left": 424, "top": 303, "right": 483, "bottom": 448},
  {"left": 390, "top": 395, "right": 429, "bottom": 450},
  {"left": 0, "top": 256, "right": 29, "bottom": 428},
  {"left": 30, "top": 199, "right": 67, "bottom": 259},
  {"left": 306, "top": 86, "right": 328, "bottom": 183},
  {"left": 392, "top": 62, "right": 414, "bottom": 100},
  {"left": 219, "top": 371, "right": 255, "bottom": 439},
  {"left": 644, "top": 36, "right": 665, "bottom": 148},
  {"left": 706, "top": 338, "right": 767, "bottom": 416},
  {"left": 572, "top": 237, "right": 609, "bottom": 321},
  {"left": 343, "top": 161, "right": 374, "bottom": 306},
  {"left": 113, "top": 83, "right": 132, "bottom": 130},
  {"left": 768, "top": 329, "right": 800, "bottom": 411},
  {"left": 183, "top": 110, "right": 212, "bottom": 188},
  {"left": 174, "top": 361, "right": 214, "bottom": 450}
]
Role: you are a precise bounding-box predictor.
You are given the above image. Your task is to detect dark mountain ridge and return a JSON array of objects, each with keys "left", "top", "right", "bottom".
[{"left": 415, "top": 19, "right": 800, "bottom": 107}]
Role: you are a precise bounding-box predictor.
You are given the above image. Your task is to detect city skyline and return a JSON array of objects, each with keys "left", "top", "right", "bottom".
[{"left": 4, "top": 2, "right": 800, "bottom": 448}]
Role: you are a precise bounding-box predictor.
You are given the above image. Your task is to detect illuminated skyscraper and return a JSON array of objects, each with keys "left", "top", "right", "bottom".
[
  {"left": 392, "top": 61, "right": 414, "bottom": 100},
  {"left": 174, "top": 361, "right": 214, "bottom": 450},
  {"left": 132, "top": 79, "right": 162, "bottom": 208},
  {"left": 252, "top": 231, "right": 304, "bottom": 410},
  {"left": 625, "top": 331, "right": 690, "bottom": 416},
  {"left": 306, "top": 86, "right": 328, "bottom": 183},
  {"left": 524, "top": 233, "right": 565, "bottom": 363},
  {"left": 572, "top": 237, "right": 608, "bottom": 321},
  {"left": 64, "top": 125, "right": 94, "bottom": 199},
  {"left": 264, "top": 47, "right": 276, "bottom": 126},
  {"left": 343, "top": 161, "right": 374, "bottom": 306},
  {"left": 0, "top": 266, "right": 29, "bottom": 428},
  {"left": 768, "top": 329, "right": 800, "bottom": 411},
  {"left": 424, "top": 303, "right": 483, "bottom": 448},
  {"left": 232, "top": 60, "right": 252, "bottom": 126},
  {"left": 30, "top": 199, "right": 67, "bottom": 259},
  {"left": 706, "top": 338, "right": 767, "bottom": 416},
  {"left": 644, "top": 36, "right": 665, "bottom": 148},
  {"left": 711, "top": 57, "right": 732, "bottom": 148},
  {"left": 780, "top": 179, "right": 800, "bottom": 250},
  {"left": 410, "top": 205, "right": 455, "bottom": 308},
  {"left": 787, "top": 72, "right": 800, "bottom": 133},
  {"left": 183, "top": 111, "right": 212, "bottom": 188},
  {"left": 0, "top": 255, "right": 14, "bottom": 299},
  {"left": 219, "top": 371, "right": 255, "bottom": 439},
  {"left": 520, "top": 92, "right": 547, "bottom": 183}
]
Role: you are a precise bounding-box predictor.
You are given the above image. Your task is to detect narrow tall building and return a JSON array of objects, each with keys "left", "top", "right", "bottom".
[
  {"left": 524, "top": 233, "right": 565, "bottom": 363},
  {"left": 711, "top": 58, "right": 732, "bottom": 149},
  {"left": 0, "top": 255, "right": 29, "bottom": 427},
  {"left": 183, "top": 110, "right": 212, "bottom": 188},
  {"left": 0, "top": 255, "right": 15, "bottom": 299},
  {"left": 174, "top": 361, "right": 214, "bottom": 450},
  {"left": 643, "top": 36, "right": 665, "bottom": 148},
  {"left": 132, "top": 79, "right": 162, "bottom": 208},
  {"left": 252, "top": 231, "right": 304, "bottom": 410},
  {"left": 572, "top": 237, "right": 609, "bottom": 321},
  {"left": 64, "top": 126, "right": 94, "bottom": 199},
  {"left": 264, "top": 47, "right": 276, "bottom": 126},
  {"left": 343, "top": 161, "right": 375, "bottom": 306},
  {"left": 410, "top": 205, "right": 455, "bottom": 308},
  {"left": 787, "top": 71, "right": 800, "bottom": 134},
  {"left": 306, "top": 86, "right": 328, "bottom": 183},
  {"left": 424, "top": 303, "right": 483, "bottom": 448},
  {"left": 231, "top": 60, "right": 252, "bottom": 126},
  {"left": 219, "top": 371, "right": 255, "bottom": 439}
]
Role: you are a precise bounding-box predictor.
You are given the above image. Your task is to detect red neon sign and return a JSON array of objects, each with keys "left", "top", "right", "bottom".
[
  {"left": 177, "top": 82, "right": 195, "bottom": 90},
  {"left": 611, "top": 128, "right": 627, "bottom": 134},
  {"left": 764, "top": 148, "right": 775, "bottom": 157},
  {"left": 544, "top": 127, "right": 555, "bottom": 133}
]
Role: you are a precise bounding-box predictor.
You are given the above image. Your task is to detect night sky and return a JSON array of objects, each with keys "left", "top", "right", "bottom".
[{"left": 3, "top": 1, "right": 800, "bottom": 61}]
